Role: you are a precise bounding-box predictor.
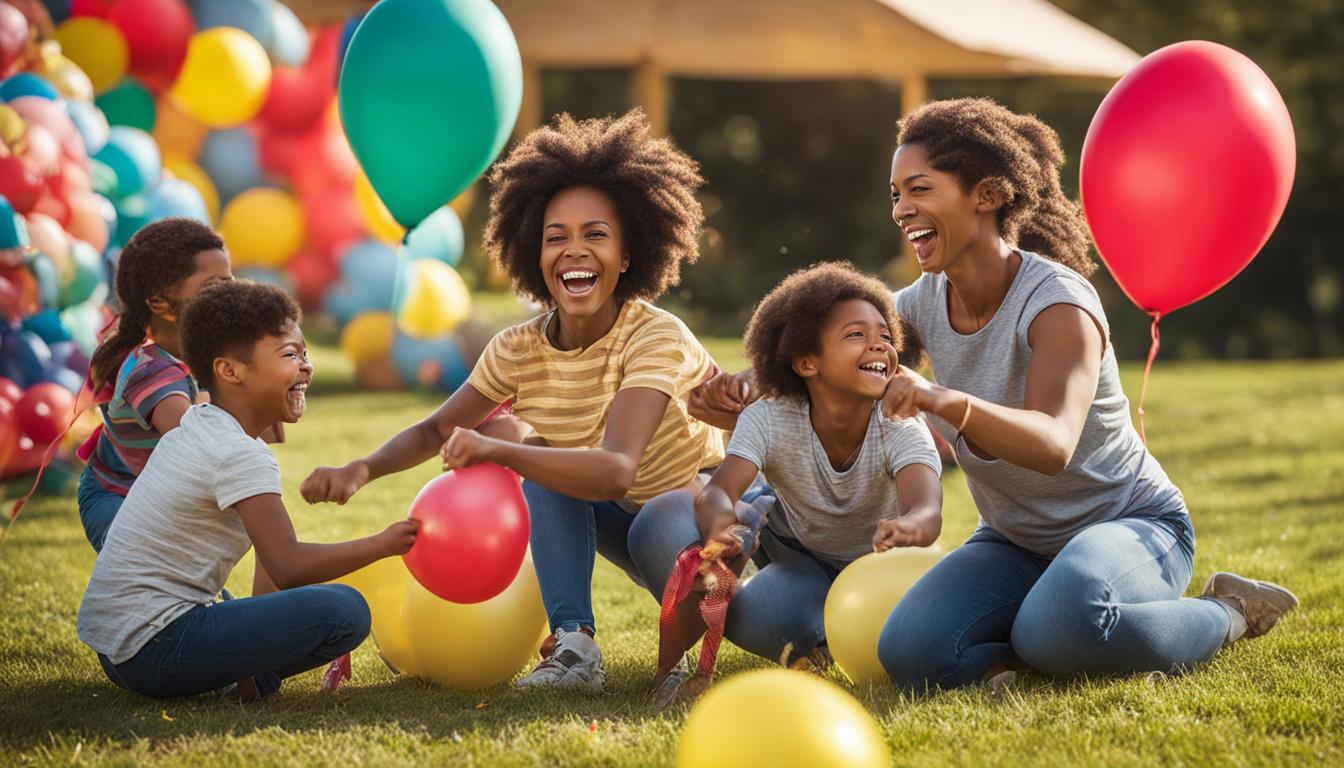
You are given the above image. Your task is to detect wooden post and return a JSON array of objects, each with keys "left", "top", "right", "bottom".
[
  {"left": 515, "top": 60, "right": 543, "bottom": 140},
  {"left": 901, "top": 72, "right": 928, "bottom": 116},
  {"left": 631, "top": 58, "right": 669, "bottom": 136}
]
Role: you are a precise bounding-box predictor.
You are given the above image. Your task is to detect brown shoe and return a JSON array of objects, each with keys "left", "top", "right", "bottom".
[{"left": 1201, "top": 572, "right": 1299, "bottom": 639}]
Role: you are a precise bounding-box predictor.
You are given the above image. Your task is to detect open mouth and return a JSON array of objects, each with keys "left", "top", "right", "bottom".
[
  {"left": 558, "top": 269, "right": 599, "bottom": 296},
  {"left": 905, "top": 227, "right": 937, "bottom": 263},
  {"left": 287, "top": 381, "right": 308, "bottom": 411},
  {"left": 858, "top": 360, "right": 890, "bottom": 382}
]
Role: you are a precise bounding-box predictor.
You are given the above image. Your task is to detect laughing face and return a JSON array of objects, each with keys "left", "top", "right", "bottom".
[
  {"left": 242, "top": 319, "right": 313, "bottom": 424},
  {"left": 539, "top": 185, "right": 629, "bottom": 319},
  {"left": 890, "top": 143, "right": 992, "bottom": 275},
  {"left": 802, "top": 299, "right": 896, "bottom": 401}
]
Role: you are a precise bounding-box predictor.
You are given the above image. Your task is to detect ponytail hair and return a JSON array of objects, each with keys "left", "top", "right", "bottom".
[
  {"left": 89, "top": 217, "right": 224, "bottom": 388},
  {"left": 896, "top": 98, "right": 1095, "bottom": 276}
]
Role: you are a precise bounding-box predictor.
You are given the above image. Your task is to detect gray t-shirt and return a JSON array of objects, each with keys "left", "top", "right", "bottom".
[
  {"left": 78, "top": 404, "right": 282, "bottom": 663},
  {"left": 895, "top": 250, "right": 1185, "bottom": 557},
  {"left": 727, "top": 398, "right": 941, "bottom": 568}
]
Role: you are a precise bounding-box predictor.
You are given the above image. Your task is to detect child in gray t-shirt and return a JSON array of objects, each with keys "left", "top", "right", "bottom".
[
  {"left": 629, "top": 262, "right": 943, "bottom": 681},
  {"left": 77, "top": 281, "right": 418, "bottom": 700}
]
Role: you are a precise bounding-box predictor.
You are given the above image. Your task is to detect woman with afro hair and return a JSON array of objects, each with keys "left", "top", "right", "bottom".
[
  {"left": 301, "top": 110, "right": 731, "bottom": 693},
  {"left": 874, "top": 97, "right": 1297, "bottom": 689}
]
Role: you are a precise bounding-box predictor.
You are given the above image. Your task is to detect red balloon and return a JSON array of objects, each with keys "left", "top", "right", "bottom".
[
  {"left": 285, "top": 246, "right": 338, "bottom": 310},
  {"left": 260, "top": 66, "right": 332, "bottom": 134},
  {"left": 14, "top": 382, "right": 75, "bottom": 447},
  {"left": 403, "top": 463, "right": 530, "bottom": 604},
  {"left": 0, "top": 376, "right": 21, "bottom": 404},
  {"left": 1080, "top": 41, "right": 1295, "bottom": 316},
  {"left": 109, "top": 0, "right": 194, "bottom": 85},
  {"left": 0, "top": 155, "right": 44, "bottom": 213},
  {"left": 302, "top": 185, "right": 364, "bottom": 255},
  {"left": 71, "top": 0, "right": 117, "bottom": 18},
  {"left": 0, "top": 399, "right": 20, "bottom": 475}
]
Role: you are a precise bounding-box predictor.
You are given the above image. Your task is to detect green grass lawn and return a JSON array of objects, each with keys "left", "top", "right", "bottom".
[{"left": 2, "top": 343, "right": 1341, "bottom": 766}]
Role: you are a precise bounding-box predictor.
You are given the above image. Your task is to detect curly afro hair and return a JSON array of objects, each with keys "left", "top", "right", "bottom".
[
  {"left": 897, "top": 97, "right": 1095, "bottom": 276},
  {"left": 744, "top": 262, "right": 902, "bottom": 401},
  {"left": 179, "top": 280, "right": 301, "bottom": 391},
  {"left": 483, "top": 108, "right": 705, "bottom": 304},
  {"left": 89, "top": 217, "right": 225, "bottom": 387}
]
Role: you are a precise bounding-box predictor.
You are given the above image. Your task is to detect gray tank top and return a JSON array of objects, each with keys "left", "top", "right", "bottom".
[{"left": 895, "top": 251, "right": 1185, "bottom": 556}]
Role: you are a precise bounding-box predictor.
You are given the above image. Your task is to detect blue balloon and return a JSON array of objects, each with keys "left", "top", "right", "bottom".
[
  {"left": 40, "top": 364, "right": 85, "bottom": 396},
  {"left": 93, "top": 127, "right": 161, "bottom": 199},
  {"left": 391, "top": 332, "right": 469, "bottom": 391},
  {"left": 188, "top": 0, "right": 274, "bottom": 50},
  {"left": 322, "top": 285, "right": 367, "bottom": 326},
  {"left": 67, "top": 100, "right": 110, "bottom": 156},
  {"left": 0, "top": 329, "right": 52, "bottom": 387},
  {"left": 0, "top": 73, "right": 59, "bottom": 101},
  {"left": 147, "top": 178, "right": 209, "bottom": 223},
  {"left": 236, "top": 268, "right": 294, "bottom": 293},
  {"left": 404, "top": 206, "right": 464, "bottom": 267},
  {"left": 47, "top": 339, "right": 77, "bottom": 366},
  {"left": 21, "top": 310, "right": 71, "bottom": 344},
  {"left": 199, "top": 128, "right": 265, "bottom": 204},
  {"left": 27, "top": 253, "right": 59, "bottom": 310},
  {"left": 337, "top": 15, "right": 362, "bottom": 77},
  {"left": 339, "top": 239, "right": 398, "bottom": 297},
  {"left": 268, "top": 0, "right": 310, "bottom": 67},
  {"left": 40, "top": 1, "right": 71, "bottom": 23}
]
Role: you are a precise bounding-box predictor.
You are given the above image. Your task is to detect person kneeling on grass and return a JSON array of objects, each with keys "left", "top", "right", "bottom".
[
  {"left": 76, "top": 281, "right": 418, "bottom": 700},
  {"left": 629, "top": 262, "right": 944, "bottom": 703}
]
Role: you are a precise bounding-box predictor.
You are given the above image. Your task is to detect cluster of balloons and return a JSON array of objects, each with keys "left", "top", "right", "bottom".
[{"left": 338, "top": 464, "right": 543, "bottom": 690}]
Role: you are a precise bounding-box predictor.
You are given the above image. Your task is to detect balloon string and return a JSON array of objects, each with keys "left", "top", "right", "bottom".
[{"left": 1136, "top": 311, "right": 1162, "bottom": 446}]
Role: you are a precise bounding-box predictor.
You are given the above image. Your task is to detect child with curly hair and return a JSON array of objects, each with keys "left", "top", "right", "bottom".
[
  {"left": 301, "top": 110, "right": 727, "bottom": 693},
  {"left": 878, "top": 97, "right": 1296, "bottom": 689},
  {"left": 78, "top": 217, "right": 233, "bottom": 552},
  {"left": 628, "top": 261, "right": 943, "bottom": 701},
  {"left": 78, "top": 281, "right": 418, "bottom": 700}
]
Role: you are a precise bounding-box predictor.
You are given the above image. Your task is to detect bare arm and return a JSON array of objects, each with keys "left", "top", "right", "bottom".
[
  {"left": 687, "top": 369, "right": 758, "bottom": 430},
  {"left": 693, "top": 455, "right": 760, "bottom": 559},
  {"left": 147, "top": 393, "right": 191, "bottom": 435},
  {"left": 300, "top": 383, "right": 500, "bottom": 503},
  {"left": 872, "top": 462, "right": 943, "bottom": 551},
  {"left": 236, "top": 493, "right": 419, "bottom": 589},
  {"left": 441, "top": 387, "right": 671, "bottom": 501},
  {"left": 883, "top": 304, "right": 1103, "bottom": 475}
]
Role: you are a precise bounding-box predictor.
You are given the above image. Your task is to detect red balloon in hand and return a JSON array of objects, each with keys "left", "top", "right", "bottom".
[
  {"left": 1080, "top": 41, "right": 1295, "bottom": 316},
  {"left": 403, "top": 463, "right": 529, "bottom": 604}
]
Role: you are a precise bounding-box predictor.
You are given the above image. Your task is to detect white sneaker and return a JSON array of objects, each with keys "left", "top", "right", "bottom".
[{"left": 514, "top": 628, "right": 606, "bottom": 693}]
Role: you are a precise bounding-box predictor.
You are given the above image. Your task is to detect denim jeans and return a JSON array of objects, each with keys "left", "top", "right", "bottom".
[
  {"left": 77, "top": 464, "right": 123, "bottom": 553},
  {"left": 627, "top": 488, "right": 837, "bottom": 666},
  {"left": 97, "top": 584, "right": 370, "bottom": 698},
  {"left": 877, "top": 511, "right": 1232, "bottom": 691}
]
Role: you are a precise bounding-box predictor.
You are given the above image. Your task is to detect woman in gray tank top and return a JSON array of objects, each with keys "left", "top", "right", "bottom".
[{"left": 872, "top": 98, "right": 1297, "bottom": 690}]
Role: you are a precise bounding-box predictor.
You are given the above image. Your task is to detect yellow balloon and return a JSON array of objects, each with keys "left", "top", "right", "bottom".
[
  {"left": 340, "top": 311, "right": 396, "bottom": 367},
  {"left": 170, "top": 28, "right": 271, "bottom": 128},
  {"left": 354, "top": 171, "right": 404, "bottom": 244},
  {"left": 823, "top": 546, "right": 944, "bottom": 684},
  {"left": 54, "top": 18, "right": 127, "bottom": 94},
  {"left": 396, "top": 259, "right": 472, "bottom": 339},
  {"left": 401, "top": 555, "right": 547, "bottom": 690},
  {"left": 219, "top": 187, "right": 305, "bottom": 269},
  {"left": 678, "top": 669, "right": 890, "bottom": 768},
  {"left": 42, "top": 55, "right": 95, "bottom": 103},
  {"left": 154, "top": 97, "right": 209, "bottom": 160},
  {"left": 333, "top": 557, "right": 419, "bottom": 676},
  {"left": 0, "top": 105, "right": 25, "bottom": 148},
  {"left": 162, "top": 152, "right": 220, "bottom": 224}
]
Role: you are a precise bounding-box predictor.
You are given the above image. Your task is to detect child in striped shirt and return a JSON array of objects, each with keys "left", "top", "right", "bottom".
[{"left": 301, "top": 110, "right": 727, "bottom": 693}]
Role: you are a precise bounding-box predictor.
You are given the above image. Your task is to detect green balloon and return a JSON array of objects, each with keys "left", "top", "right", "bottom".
[
  {"left": 58, "top": 240, "right": 105, "bottom": 309},
  {"left": 338, "top": 0, "right": 522, "bottom": 229},
  {"left": 95, "top": 79, "right": 157, "bottom": 133}
]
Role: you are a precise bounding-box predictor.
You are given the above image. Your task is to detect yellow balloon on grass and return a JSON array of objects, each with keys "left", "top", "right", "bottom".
[
  {"left": 678, "top": 669, "right": 890, "bottom": 768},
  {"left": 340, "top": 311, "right": 396, "bottom": 367},
  {"left": 401, "top": 555, "right": 547, "bottom": 690},
  {"left": 219, "top": 187, "right": 304, "bottom": 269},
  {"left": 334, "top": 556, "right": 419, "bottom": 676},
  {"left": 154, "top": 97, "right": 209, "bottom": 160},
  {"left": 354, "top": 170, "right": 404, "bottom": 244},
  {"left": 162, "top": 152, "right": 219, "bottom": 224},
  {"left": 54, "top": 18, "right": 127, "bottom": 94},
  {"left": 823, "top": 546, "right": 943, "bottom": 684},
  {"left": 396, "top": 259, "right": 472, "bottom": 339},
  {"left": 171, "top": 28, "right": 271, "bottom": 128}
]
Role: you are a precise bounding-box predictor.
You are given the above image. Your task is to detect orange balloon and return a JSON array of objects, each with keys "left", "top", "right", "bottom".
[{"left": 153, "top": 96, "right": 207, "bottom": 159}]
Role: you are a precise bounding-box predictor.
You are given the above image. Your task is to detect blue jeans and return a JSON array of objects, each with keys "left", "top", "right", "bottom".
[
  {"left": 877, "top": 512, "right": 1231, "bottom": 691},
  {"left": 628, "top": 489, "right": 835, "bottom": 665},
  {"left": 97, "top": 584, "right": 370, "bottom": 698},
  {"left": 77, "top": 464, "right": 123, "bottom": 553}
]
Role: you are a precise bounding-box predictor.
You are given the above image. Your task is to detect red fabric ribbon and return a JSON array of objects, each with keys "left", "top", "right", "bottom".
[{"left": 658, "top": 543, "right": 738, "bottom": 680}]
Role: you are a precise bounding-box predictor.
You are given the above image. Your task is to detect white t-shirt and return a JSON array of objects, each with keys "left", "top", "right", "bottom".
[
  {"left": 78, "top": 404, "right": 281, "bottom": 664},
  {"left": 726, "top": 398, "right": 941, "bottom": 568}
]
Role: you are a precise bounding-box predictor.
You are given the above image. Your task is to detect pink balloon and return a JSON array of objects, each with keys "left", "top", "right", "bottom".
[
  {"left": 1080, "top": 41, "right": 1295, "bottom": 315},
  {"left": 67, "top": 192, "right": 112, "bottom": 252},
  {"left": 9, "top": 97, "right": 75, "bottom": 143},
  {"left": 24, "top": 212, "right": 68, "bottom": 260},
  {"left": 22, "top": 124, "right": 61, "bottom": 176}
]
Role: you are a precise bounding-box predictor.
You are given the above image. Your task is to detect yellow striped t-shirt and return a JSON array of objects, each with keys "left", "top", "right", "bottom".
[{"left": 467, "top": 300, "right": 724, "bottom": 504}]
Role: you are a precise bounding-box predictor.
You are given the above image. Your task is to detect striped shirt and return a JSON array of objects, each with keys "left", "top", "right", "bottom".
[
  {"left": 468, "top": 300, "right": 724, "bottom": 505},
  {"left": 88, "top": 344, "right": 197, "bottom": 496}
]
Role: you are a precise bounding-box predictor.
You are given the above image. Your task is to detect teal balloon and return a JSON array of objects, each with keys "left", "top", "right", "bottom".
[
  {"left": 338, "top": 0, "right": 521, "bottom": 228},
  {"left": 95, "top": 78, "right": 156, "bottom": 132},
  {"left": 89, "top": 159, "right": 118, "bottom": 199},
  {"left": 147, "top": 178, "right": 208, "bottom": 223},
  {"left": 93, "top": 127, "right": 161, "bottom": 199},
  {"left": 404, "top": 206, "right": 464, "bottom": 267},
  {"left": 28, "top": 252, "right": 58, "bottom": 309},
  {"left": 60, "top": 301, "right": 102, "bottom": 356},
  {"left": 68, "top": 100, "right": 110, "bottom": 155},
  {"left": 114, "top": 195, "right": 153, "bottom": 248},
  {"left": 59, "top": 240, "right": 105, "bottom": 309}
]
